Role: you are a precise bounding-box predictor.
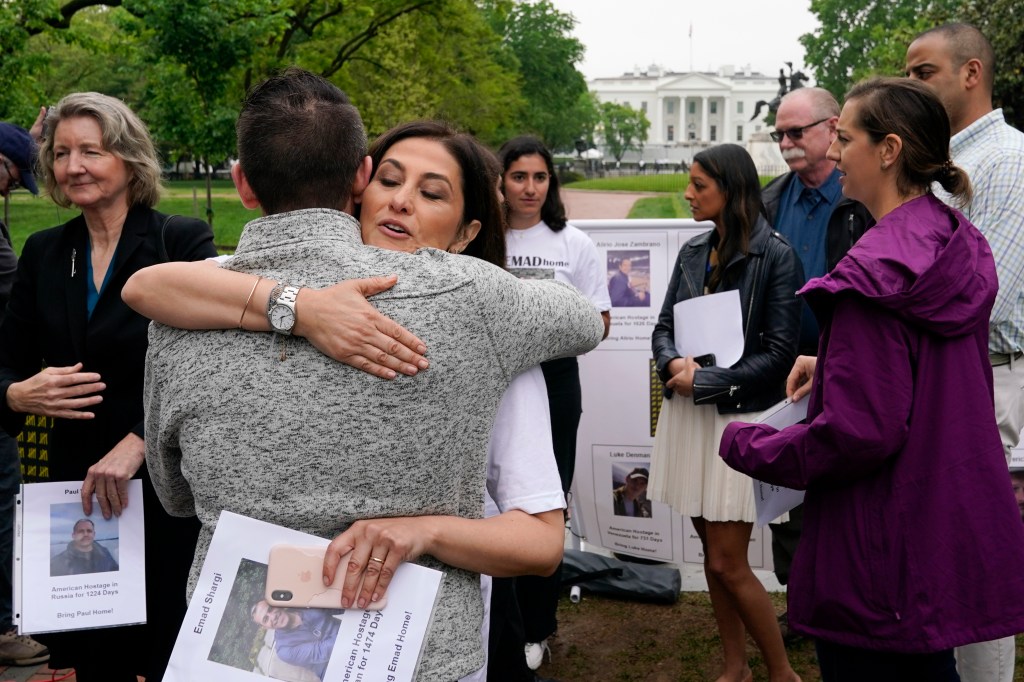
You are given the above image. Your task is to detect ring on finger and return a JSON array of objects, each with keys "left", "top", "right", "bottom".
[{"left": 369, "top": 556, "right": 385, "bottom": 564}]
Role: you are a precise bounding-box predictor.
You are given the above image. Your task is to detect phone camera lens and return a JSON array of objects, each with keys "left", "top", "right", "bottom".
[{"left": 272, "top": 590, "right": 293, "bottom": 602}]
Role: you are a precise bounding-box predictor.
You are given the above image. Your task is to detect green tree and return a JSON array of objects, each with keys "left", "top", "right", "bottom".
[
  {"left": 333, "top": 0, "right": 522, "bottom": 145},
  {"left": 485, "top": 0, "right": 590, "bottom": 151},
  {"left": 800, "top": 0, "right": 956, "bottom": 101},
  {"left": 598, "top": 101, "right": 649, "bottom": 162},
  {"left": 958, "top": 0, "right": 1024, "bottom": 129},
  {"left": 802, "top": 0, "right": 1023, "bottom": 128}
]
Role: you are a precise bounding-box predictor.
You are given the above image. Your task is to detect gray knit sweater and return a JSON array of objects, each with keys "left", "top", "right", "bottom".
[{"left": 144, "top": 209, "right": 603, "bottom": 681}]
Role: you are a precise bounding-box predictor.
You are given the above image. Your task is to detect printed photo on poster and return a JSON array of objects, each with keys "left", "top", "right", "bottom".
[
  {"left": 611, "top": 463, "right": 652, "bottom": 519},
  {"left": 210, "top": 558, "right": 343, "bottom": 682},
  {"left": 607, "top": 249, "right": 651, "bottom": 308},
  {"left": 49, "top": 503, "right": 120, "bottom": 577}
]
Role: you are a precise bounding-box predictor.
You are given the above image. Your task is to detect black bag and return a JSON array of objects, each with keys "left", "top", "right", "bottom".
[{"left": 560, "top": 549, "right": 681, "bottom": 604}]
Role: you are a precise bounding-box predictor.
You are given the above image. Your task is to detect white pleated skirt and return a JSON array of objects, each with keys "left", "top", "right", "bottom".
[{"left": 649, "top": 393, "right": 784, "bottom": 523}]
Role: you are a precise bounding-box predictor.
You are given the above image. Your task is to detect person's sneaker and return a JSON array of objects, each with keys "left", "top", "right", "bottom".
[
  {"left": 0, "top": 629, "right": 49, "bottom": 666},
  {"left": 524, "top": 639, "right": 550, "bottom": 670}
]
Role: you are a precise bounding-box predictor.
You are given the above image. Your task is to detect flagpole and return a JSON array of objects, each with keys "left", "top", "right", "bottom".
[{"left": 689, "top": 22, "right": 693, "bottom": 72}]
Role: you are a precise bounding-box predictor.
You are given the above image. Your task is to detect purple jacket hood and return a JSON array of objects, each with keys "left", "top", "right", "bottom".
[{"left": 800, "top": 194, "right": 996, "bottom": 338}]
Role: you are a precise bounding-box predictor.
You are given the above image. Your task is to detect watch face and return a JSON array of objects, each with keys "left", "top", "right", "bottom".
[{"left": 270, "top": 304, "right": 295, "bottom": 331}]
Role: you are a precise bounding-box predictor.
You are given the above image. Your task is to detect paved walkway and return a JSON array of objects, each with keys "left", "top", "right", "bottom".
[{"left": 562, "top": 189, "right": 657, "bottom": 221}]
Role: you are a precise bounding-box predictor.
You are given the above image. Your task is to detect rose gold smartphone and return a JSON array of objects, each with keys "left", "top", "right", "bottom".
[{"left": 265, "top": 544, "right": 387, "bottom": 610}]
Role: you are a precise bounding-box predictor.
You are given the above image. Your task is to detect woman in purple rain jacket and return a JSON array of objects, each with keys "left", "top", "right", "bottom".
[{"left": 719, "top": 77, "right": 1024, "bottom": 681}]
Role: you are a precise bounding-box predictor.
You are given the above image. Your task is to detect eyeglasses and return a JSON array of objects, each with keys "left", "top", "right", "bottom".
[
  {"left": 770, "top": 118, "right": 829, "bottom": 143},
  {"left": 0, "top": 157, "right": 19, "bottom": 192}
]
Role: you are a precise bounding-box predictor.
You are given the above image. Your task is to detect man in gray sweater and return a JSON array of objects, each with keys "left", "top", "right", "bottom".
[{"left": 143, "top": 69, "right": 602, "bottom": 682}]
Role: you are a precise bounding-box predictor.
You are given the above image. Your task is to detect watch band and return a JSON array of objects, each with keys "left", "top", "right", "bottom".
[
  {"left": 267, "top": 281, "right": 284, "bottom": 319},
  {"left": 267, "top": 282, "right": 300, "bottom": 335}
]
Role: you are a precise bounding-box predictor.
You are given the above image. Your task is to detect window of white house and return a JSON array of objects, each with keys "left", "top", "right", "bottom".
[
  {"left": 641, "top": 101, "right": 647, "bottom": 113},
  {"left": 688, "top": 100, "right": 696, "bottom": 114},
  {"left": 667, "top": 125, "right": 674, "bottom": 141},
  {"left": 736, "top": 125, "right": 743, "bottom": 141},
  {"left": 667, "top": 100, "right": 675, "bottom": 114},
  {"left": 737, "top": 101, "right": 744, "bottom": 114},
  {"left": 710, "top": 101, "right": 718, "bottom": 114},
  {"left": 710, "top": 125, "right": 717, "bottom": 142}
]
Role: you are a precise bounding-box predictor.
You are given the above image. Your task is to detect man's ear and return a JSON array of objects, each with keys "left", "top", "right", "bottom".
[
  {"left": 826, "top": 115, "right": 839, "bottom": 141},
  {"left": 231, "top": 163, "right": 261, "bottom": 210},
  {"left": 349, "top": 155, "right": 373, "bottom": 210},
  {"left": 961, "top": 57, "right": 984, "bottom": 91}
]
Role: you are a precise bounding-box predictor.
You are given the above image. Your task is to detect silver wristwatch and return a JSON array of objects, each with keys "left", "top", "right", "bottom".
[{"left": 267, "top": 283, "right": 300, "bottom": 335}]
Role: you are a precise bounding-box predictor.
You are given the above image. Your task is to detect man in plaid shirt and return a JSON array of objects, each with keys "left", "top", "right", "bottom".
[{"left": 907, "top": 22, "right": 1024, "bottom": 682}]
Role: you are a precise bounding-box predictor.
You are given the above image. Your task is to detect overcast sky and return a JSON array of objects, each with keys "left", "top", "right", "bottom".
[{"left": 547, "top": 0, "right": 821, "bottom": 81}]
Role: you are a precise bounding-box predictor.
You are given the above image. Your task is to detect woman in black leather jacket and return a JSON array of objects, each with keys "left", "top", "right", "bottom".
[{"left": 649, "top": 144, "right": 803, "bottom": 682}]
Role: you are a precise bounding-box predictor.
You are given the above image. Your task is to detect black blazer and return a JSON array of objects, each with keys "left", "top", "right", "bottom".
[
  {"left": 651, "top": 216, "right": 803, "bottom": 414},
  {"left": 0, "top": 205, "right": 215, "bottom": 481}
]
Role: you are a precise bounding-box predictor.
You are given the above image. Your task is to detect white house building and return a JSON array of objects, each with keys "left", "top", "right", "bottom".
[{"left": 589, "top": 64, "right": 787, "bottom": 171}]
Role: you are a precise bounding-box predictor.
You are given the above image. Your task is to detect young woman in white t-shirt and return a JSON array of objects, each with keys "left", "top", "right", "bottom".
[{"left": 498, "top": 136, "right": 611, "bottom": 671}]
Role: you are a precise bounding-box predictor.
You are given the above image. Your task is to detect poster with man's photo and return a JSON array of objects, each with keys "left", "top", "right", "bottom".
[
  {"left": 591, "top": 445, "right": 676, "bottom": 563},
  {"left": 165, "top": 511, "right": 442, "bottom": 682},
  {"left": 583, "top": 229, "right": 672, "bottom": 350},
  {"left": 14, "top": 480, "right": 146, "bottom": 634}
]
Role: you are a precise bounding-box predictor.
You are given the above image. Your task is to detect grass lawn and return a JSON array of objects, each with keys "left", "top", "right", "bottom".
[
  {"left": 2, "top": 179, "right": 255, "bottom": 255},
  {"left": 628, "top": 194, "right": 692, "bottom": 219},
  {"left": 545, "top": 591, "right": 1024, "bottom": 681},
  {"left": 569, "top": 174, "right": 690, "bottom": 193}
]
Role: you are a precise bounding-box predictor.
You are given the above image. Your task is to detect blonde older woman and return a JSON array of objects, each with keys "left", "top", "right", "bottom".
[{"left": 0, "top": 92, "right": 215, "bottom": 681}]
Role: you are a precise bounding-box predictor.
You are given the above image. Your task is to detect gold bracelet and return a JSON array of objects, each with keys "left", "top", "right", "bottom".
[{"left": 239, "top": 275, "right": 262, "bottom": 329}]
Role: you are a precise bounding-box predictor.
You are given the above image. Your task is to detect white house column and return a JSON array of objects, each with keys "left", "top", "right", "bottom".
[
  {"left": 722, "top": 95, "right": 731, "bottom": 143},
  {"left": 655, "top": 96, "right": 664, "bottom": 145},
  {"left": 701, "top": 96, "right": 709, "bottom": 142}
]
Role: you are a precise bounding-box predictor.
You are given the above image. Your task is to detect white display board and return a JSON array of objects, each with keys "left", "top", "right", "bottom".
[{"left": 569, "top": 219, "right": 774, "bottom": 570}]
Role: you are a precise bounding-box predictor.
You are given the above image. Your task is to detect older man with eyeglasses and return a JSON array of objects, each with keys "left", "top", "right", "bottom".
[{"left": 759, "top": 87, "right": 874, "bottom": 645}]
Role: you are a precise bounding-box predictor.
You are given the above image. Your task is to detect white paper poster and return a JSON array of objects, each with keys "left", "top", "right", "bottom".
[
  {"left": 165, "top": 511, "right": 442, "bottom": 682},
  {"left": 673, "top": 289, "right": 744, "bottom": 367},
  {"left": 570, "top": 220, "right": 774, "bottom": 569},
  {"left": 590, "top": 445, "right": 675, "bottom": 562},
  {"left": 15, "top": 480, "right": 146, "bottom": 634},
  {"left": 589, "top": 230, "right": 672, "bottom": 351},
  {"left": 752, "top": 398, "right": 809, "bottom": 526}
]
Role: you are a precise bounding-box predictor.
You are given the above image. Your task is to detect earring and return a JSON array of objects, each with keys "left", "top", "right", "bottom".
[{"left": 881, "top": 162, "right": 889, "bottom": 170}]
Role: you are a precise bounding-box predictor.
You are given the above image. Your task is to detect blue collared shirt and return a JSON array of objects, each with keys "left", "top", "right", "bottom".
[
  {"left": 934, "top": 109, "right": 1024, "bottom": 354},
  {"left": 774, "top": 168, "right": 843, "bottom": 281},
  {"left": 774, "top": 168, "right": 843, "bottom": 350}
]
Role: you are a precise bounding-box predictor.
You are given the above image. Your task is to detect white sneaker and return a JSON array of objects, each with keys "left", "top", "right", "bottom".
[
  {"left": 524, "top": 639, "right": 550, "bottom": 670},
  {"left": 0, "top": 629, "right": 49, "bottom": 666}
]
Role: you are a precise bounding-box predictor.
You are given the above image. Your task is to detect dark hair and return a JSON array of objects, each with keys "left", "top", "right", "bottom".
[
  {"left": 914, "top": 23, "right": 995, "bottom": 93},
  {"left": 845, "top": 77, "right": 972, "bottom": 207},
  {"left": 369, "top": 120, "right": 506, "bottom": 267},
  {"left": 236, "top": 67, "right": 367, "bottom": 215},
  {"left": 73, "top": 518, "right": 95, "bottom": 531},
  {"left": 690, "top": 144, "right": 763, "bottom": 293},
  {"left": 498, "top": 135, "right": 567, "bottom": 232}
]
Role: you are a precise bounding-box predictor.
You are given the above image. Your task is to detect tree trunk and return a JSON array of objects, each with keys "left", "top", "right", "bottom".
[{"left": 205, "top": 162, "right": 214, "bottom": 229}]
